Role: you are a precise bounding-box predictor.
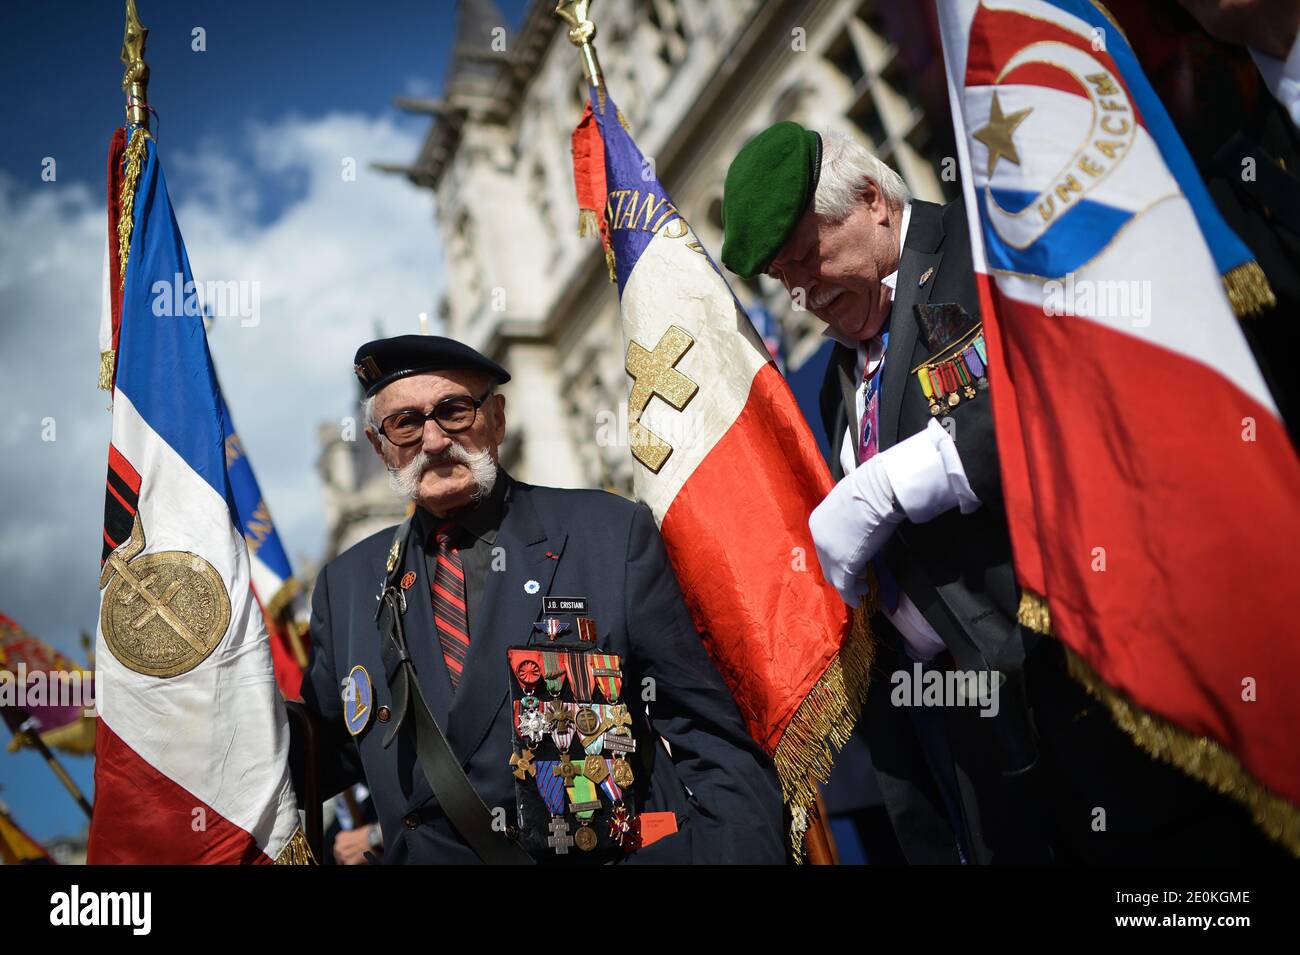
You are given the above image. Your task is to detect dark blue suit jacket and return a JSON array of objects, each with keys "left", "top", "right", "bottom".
[{"left": 297, "top": 477, "right": 785, "bottom": 864}]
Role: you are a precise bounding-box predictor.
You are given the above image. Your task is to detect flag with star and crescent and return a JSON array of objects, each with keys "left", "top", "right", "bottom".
[{"left": 939, "top": 0, "right": 1300, "bottom": 854}]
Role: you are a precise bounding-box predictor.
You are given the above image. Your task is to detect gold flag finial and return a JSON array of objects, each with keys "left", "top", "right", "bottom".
[
  {"left": 121, "top": 0, "right": 150, "bottom": 129},
  {"left": 554, "top": 0, "right": 603, "bottom": 90}
]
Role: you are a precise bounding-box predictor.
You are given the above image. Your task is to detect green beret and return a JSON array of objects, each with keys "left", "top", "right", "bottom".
[{"left": 720, "top": 122, "right": 822, "bottom": 278}]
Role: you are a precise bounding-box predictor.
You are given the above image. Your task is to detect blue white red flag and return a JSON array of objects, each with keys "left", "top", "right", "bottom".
[
  {"left": 938, "top": 0, "right": 1300, "bottom": 850},
  {"left": 573, "top": 87, "right": 870, "bottom": 854},
  {"left": 89, "top": 127, "right": 307, "bottom": 863}
]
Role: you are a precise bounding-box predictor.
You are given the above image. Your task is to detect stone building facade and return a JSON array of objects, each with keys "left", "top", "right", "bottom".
[{"left": 319, "top": 0, "right": 956, "bottom": 559}]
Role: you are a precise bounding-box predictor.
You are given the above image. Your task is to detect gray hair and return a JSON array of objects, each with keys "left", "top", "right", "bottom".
[{"left": 813, "top": 130, "right": 911, "bottom": 222}]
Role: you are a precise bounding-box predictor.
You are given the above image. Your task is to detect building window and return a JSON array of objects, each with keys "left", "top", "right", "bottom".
[
  {"left": 822, "top": 0, "right": 955, "bottom": 203},
  {"left": 645, "top": 0, "right": 688, "bottom": 67}
]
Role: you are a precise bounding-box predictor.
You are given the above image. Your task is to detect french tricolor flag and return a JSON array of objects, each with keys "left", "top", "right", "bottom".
[
  {"left": 89, "top": 128, "right": 306, "bottom": 864},
  {"left": 939, "top": 0, "right": 1300, "bottom": 851},
  {"left": 573, "top": 88, "right": 870, "bottom": 853}
]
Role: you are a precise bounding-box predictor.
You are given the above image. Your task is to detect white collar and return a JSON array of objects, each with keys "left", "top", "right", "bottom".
[{"left": 822, "top": 201, "right": 912, "bottom": 350}]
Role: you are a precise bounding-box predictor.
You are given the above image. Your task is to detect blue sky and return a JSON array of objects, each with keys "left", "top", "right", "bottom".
[{"left": 0, "top": 0, "right": 529, "bottom": 846}]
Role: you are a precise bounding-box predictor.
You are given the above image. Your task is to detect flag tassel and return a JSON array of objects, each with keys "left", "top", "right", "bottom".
[
  {"left": 274, "top": 827, "right": 316, "bottom": 864},
  {"left": 1222, "top": 260, "right": 1276, "bottom": 319},
  {"left": 773, "top": 602, "right": 876, "bottom": 861},
  {"left": 1019, "top": 586, "right": 1299, "bottom": 856}
]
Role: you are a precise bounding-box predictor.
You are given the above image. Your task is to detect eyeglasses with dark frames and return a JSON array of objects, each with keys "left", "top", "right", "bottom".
[{"left": 377, "top": 387, "right": 495, "bottom": 447}]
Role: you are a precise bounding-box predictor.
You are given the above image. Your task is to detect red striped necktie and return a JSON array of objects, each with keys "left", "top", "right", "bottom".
[{"left": 430, "top": 521, "right": 469, "bottom": 689}]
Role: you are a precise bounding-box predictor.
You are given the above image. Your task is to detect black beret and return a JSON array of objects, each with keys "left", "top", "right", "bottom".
[{"left": 353, "top": 334, "right": 510, "bottom": 397}]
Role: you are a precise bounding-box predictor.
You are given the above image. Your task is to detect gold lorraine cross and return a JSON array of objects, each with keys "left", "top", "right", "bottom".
[{"left": 625, "top": 325, "right": 699, "bottom": 472}]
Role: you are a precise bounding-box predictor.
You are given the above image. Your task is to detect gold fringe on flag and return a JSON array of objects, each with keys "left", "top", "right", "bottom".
[
  {"left": 116, "top": 127, "right": 149, "bottom": 292},
  {"left": 1222, "top": 260, "right": 1277, "bottom": 318},
  {"left": 98, "top": 350, "right": 117, "bottom": 391},
  {"left": 1017, "top": 588, "right": 1052, "bottom": 634},
  {"left": 264, "top": 577, "right": 300, "bottom": 623},
  {"left": 577, "top": 208, "right": 600, "bottom": 239},
  {"left": 1018, "top": 586, "right": 1300, "bottom": 856},
  {"left": 274, "top": 827, "right": 316, "bottom": 864},
  {"left": 604, "top": 247, "right": 617, "bottom": 284},
  {"left": 773, "top": 600, "right": 876, "bottom": 861}
]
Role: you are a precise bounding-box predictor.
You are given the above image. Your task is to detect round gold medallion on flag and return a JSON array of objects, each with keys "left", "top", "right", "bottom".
[{"left": 100, "top": 516, "right": 230, "bottom": 678}]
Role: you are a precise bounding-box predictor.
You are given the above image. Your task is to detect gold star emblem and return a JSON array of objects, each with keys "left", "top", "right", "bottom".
[{"left": 972, "top": 91, "right": 1033, "bottom": 179}]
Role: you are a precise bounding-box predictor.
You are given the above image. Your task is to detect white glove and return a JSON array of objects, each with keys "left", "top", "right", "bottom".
[
  {"left": 809, "top": 456, "right": 904, "bottom": 607},
  {"left": 810, "top": 420, "right": 982, "bottom": 607}
]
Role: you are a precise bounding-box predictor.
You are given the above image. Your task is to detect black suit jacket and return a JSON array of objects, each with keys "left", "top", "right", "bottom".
[
  {"left": 294, "top": 477, "right": 785, "bottom": 864},
  {"left": 817, "top": 198, "right": 1051, "bottom": 864}
]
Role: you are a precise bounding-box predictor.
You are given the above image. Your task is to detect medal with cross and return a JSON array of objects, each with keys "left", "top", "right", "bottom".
[{"left": 547, "top": 816, "right": 574, "bottom": 855}]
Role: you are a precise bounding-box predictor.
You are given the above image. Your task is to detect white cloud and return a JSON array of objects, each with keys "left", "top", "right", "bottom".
[{"left": 0, "top": 112, "right": 436, "bottom": 656}]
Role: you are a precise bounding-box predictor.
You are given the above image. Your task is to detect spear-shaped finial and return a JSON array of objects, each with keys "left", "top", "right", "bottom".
[
  {"left": 121, "top": 0, "right": 150, "bottom": 129},
  {"left": 554, "top": 0, "right": 603, "bottom": 90}
]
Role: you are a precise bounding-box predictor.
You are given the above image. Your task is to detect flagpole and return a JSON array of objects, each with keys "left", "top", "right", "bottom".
[
  {"left": 555, "top": 1, "right": 604, "bottom": 95},
  {"left": 2, "top": 712, "right": 93, "bottom": 820},
  {"left": 121, "top": 0, "right": 150, "bottom": 130}
]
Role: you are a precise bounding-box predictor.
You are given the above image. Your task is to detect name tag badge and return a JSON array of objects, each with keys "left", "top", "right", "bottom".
[{"left": 543, "top": 596, "right": 589, "bottom": 615}]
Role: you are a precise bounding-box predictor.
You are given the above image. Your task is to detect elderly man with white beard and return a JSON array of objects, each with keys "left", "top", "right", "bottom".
[{"left": 290, "top": 335, "right": 784, "bottom": 865}]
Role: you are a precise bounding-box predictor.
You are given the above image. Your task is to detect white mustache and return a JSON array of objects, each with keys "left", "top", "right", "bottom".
[
  {"left": 810, "top": 286, "right": 844, "bottom": 309},
  {"left": 388, "top": 444, "right": 498, "bottom": 502}
]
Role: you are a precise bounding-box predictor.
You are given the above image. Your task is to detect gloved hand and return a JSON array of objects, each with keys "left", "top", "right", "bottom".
[{"left": 809, "top": 455, "right": 904, "bottom": 606}]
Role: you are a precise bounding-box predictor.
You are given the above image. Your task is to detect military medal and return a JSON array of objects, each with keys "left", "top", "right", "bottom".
[
  {"left": 608, "top": 804, "right": 633, "bottom": 848},
  {"left": 575, "top": 705, "right": 600, "bottom": 736},
  {"left": 553, "top": 752, "right": 580, "bottom": 784},
  {"left": 547, "top": 816, "right": 574, "bottom": 855},
  {"left": 534, "top": 617, "right": 571, "bottom": 641},
  {"left": 574, "top": 823, "right": 598, "bottom": 852},
  {"left": 608, "top": 703, "right": 633, "bottom": 734},
  {"left": 510, "top": 748, "right": 537, "bottom": 780},
  {"left": 513, "top": 655, "right": 543, "bottom": 693},
  {"left": 576, "top": 617, "right": 597, "bottom": 643},
  {"left": 589, "top": 653, "right": 623, "bottom": 703},
  {"left": 565, "top": 648, "right": 597, "bottom": 701},
  {"left": 517, "top": 706, "right": 547, "bottom": 746},
  {"left": 963, "top": 342, "right": 984, "bottom": 387},
  {"left": 542, "top": 650, "right": 566, "bottom": 697},
  {"left": 598, "top": 763, "right": 624, "bottom": 804},
  {"left": 912, "top": 323, "right": 987, "bottom": 414},
  {"left": 535, "top": 763, "right": 567, "bottom": 815},
  {"left": 583, "top": 753, "right": 609, "bottom": 784},
  {"left": 566, "top": 776, "right": 601, "bottom": 852},
  {"left": 918, "top": 367, "right": 942, "bottom": 416},
  {"left": 546, "top": 701, "right": 576, "bottom": 751},
  {"left": 612, "top": 753, "right": 635, "bottom": 788}
]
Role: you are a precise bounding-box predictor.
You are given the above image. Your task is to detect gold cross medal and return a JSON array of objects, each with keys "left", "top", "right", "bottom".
[{"left": 509, "top": 748, "right": 537, "bottom": 781}]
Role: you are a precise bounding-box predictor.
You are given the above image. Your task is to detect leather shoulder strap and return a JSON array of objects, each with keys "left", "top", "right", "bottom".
[{"left": 375, "top": 518, "right": 534, "bottom": 865}]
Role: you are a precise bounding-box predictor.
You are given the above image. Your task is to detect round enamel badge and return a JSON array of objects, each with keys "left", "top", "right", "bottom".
[
  {"left": 342, "top": 664, "right": 373, "bottom": 736},
  {"left": 524, "top": 579, "right": 540, "bottom": 595}
]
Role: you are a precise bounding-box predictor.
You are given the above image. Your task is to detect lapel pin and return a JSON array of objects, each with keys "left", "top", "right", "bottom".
[
  {"left": 918, "top": 266, "right": 934, "bottom": 287},
  {"left": 524, "top": 579, "right": 541, "bottom": 595},
  {"left": 400, "top": 571, "right": 416, "bottom": 590}
]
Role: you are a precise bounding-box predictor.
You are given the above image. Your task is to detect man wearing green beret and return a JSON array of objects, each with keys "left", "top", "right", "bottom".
[{"left": 720, "top": 123, "right": 1289, "bottom": 865}]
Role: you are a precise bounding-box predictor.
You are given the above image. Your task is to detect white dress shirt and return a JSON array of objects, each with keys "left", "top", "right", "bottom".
[
  {"left": 822, "top": 202, "right": 980, "bottom": 661},
  {"left": 1251, "top": 29, "right": 1300, "bottom": 131}
]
